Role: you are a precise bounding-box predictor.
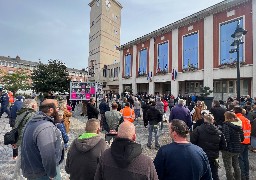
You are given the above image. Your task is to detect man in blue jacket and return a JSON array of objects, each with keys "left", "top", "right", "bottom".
[
  {"left": 21, "top": 99, "right": 64, "bottom": 179},
  {"left": 154, "top": 119, "right": 212, "bottom": 180},
  {"left": 9, "top": 96, "right": 24, "bottom": 127},
  {"left": 0, "top": 90, "right": 10, "bottom": 118},
  {"left": 169, "top": 99, "right": 192, "bottom": 129}
]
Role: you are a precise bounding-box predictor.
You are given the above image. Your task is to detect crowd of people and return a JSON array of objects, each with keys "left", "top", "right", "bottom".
[{"left": 1, "top": 89, "right": 256, "bottom": 180}]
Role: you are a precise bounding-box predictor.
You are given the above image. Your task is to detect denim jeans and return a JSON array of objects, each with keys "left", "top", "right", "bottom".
[
  {"left": 134, "top": 109, "right": 140, "bottom": 119},
  {"left": 222, "top": 151, "right": 241, "bottom": 180},
  {"left": 239, "top": 144, "right": 249, "bottom": 180},
  {"left": 148, "top": 124, "right": 160, "bottom": 147}
]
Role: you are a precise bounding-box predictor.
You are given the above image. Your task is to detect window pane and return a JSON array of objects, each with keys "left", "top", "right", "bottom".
[
  {"left": 125, "top": 54, "right": 132, "bottom": 76},
  {"left": 220, "top": 18, "right": 244, "bottom": 64},
  {"left": 158, "top": 42, "right": 168, "bottom": 71},
  {"left": 222, "top": 81, "right": 227, "bottom": 93},
  {"left": 229, "top": 81, "right": 234, "bottom": 93},
  {"left": 139, "top": 49, "right": 147, "bottom": 75},
  {"left": 183, "top": 33, "right": 199, "bottom": 69},
  {"left": 243, "top": 79, "right": 248, "bottom": 96}
]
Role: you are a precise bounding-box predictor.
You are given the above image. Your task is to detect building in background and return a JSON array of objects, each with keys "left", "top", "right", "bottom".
[
  {"left": 0, "top": 56, "right": 88, "bottom": 82},
  {"left": 119, "top": 0, "right": 256, "bottom": 100},
  {"left": 88, "top": 0, "right": 122, "bottom": 86}
]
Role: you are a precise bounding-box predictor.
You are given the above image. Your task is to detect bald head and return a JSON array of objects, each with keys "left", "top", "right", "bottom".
[{"left": 118, "top": 121, "right": 136, "bottom": 141}]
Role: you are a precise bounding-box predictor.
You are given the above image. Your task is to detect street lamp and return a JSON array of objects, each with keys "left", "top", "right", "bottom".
[{"left": 229, "top": 20, "right": 247, "bottom": 104}]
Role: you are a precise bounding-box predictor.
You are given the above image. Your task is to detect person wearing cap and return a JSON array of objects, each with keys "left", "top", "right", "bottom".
[{"left": 154, "top": 119, "right": 212, "bottom": 180}]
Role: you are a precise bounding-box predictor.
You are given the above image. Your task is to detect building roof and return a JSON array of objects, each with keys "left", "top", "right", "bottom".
[
  {"left": 120, "top": 0, "right": 249, "bottom": 50},
  {"left": 0, "top": 56, "right": 84, "bottom": 72},
  {"left": 89, "top": 0, "right": 123, "bottom": 8},
  {"left": 0, "top": 56, "right": 38, "bottom": 66}
]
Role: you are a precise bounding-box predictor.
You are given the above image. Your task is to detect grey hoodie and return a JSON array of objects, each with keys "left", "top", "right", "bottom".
[
  {"left": 21, "top": 112, "right": 64, "bottom": 179},
  {"left": 65, "top": 133, "right": 107, "bottom": 180}
]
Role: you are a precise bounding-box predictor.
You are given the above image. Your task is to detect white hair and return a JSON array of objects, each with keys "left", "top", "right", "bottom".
[
  {"left": 178, "top": 99, "right": 185, "bottom": 105},
  {"left": 23, "top": 99, "right": 37, "bottom": 109}
]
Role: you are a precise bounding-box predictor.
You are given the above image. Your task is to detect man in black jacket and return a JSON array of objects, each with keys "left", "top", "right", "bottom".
[
  {"left": 94, "top": 121, "right": 158, "bottom": 180},
  {"left": 191, "top": 113, "right": 226, "bottom": 180},
  {"left": 87, "top": 97, "right": 99, "bottom": 120},
  {"left": 146, "top": 101, "right": 162, "bottom": 149},
  {"left": 99, "top": 97, "right": 110, "bottom": 130},
  {"left": 210, "top": 100, "right": 226, "bottom": 128},
  {"left": 141, "top": 99, "right": 150, "bottom": 127}
]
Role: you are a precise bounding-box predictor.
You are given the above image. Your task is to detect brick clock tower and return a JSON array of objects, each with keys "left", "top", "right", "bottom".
[{"left": 88, "top": 0, "right": 122, "bottom": 83}]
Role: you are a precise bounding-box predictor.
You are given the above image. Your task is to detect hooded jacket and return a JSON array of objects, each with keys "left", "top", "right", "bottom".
[
  {"left": 9, "top": 96, "right": 23, "bottom": 118},
  {"left": 222, "top": 121, "right": 244, "bottom": 153},
  {"left": 94, "top": 138, "right": 158, "bottom": 180},
  {"left": 14, "top": 108, "right": 36, "bottom": 146},
  {"left": 21, "top": 112, "right": 64, "bottom": 179},
  {"left": 169, "top": 104, "right": 192, "bottom": 128},
  {"left": 190, "top": 122, "right": 226, "bottom": 159},
  {"left": 210, "top": 105, "right": 226, "bottom": 126},
  {"left": 87, "top": 103, "right": 99, "bottom": 120},
  {"left": 65, "top": 133, "right": 107, "bottom": 180},
  {"left": 146, "top": 106, "right": 162, "bottom": 125}
]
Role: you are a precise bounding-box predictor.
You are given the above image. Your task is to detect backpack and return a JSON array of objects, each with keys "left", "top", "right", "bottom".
[{"left": 4, "top": 111, "right": 30, "bottom": 145}]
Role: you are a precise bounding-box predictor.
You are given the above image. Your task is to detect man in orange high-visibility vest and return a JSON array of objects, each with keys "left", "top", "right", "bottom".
[
  {"left": 120, "top": 102, "right": 135, "bottom": 123},
  {"left": 234, "top": 106, "right": 251, "bottom": 180}
]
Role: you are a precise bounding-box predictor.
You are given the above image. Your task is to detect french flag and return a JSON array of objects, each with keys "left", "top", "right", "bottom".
[{"left": 172, "top": 69, "right": 177, "bottom": 81}]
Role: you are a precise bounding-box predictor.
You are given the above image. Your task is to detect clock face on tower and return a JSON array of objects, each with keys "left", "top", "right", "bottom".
[
  {"left": 105, "top": 0, "right": 111, "bottom": 9},
  {"left": 96, "top": 0, "right": 100, "bottom": 7}
]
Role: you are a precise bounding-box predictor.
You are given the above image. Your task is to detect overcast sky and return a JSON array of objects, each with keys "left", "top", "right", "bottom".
[{"left": 0, "top": 0, "right": 223, "bottom": 69}]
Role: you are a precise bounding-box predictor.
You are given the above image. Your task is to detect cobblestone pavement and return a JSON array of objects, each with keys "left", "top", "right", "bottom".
[{"left": 0, "top": 105, "right": 256, "bottom": 179}]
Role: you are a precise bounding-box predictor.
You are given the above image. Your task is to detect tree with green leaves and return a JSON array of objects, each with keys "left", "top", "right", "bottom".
[
  {"left": 31, "top": 60, "right": 71, "bottom": 93},
  {"left": 0, "top": 69, "right": 31, "bottom": 94},
  {"left": 200, "top": 86, "right": 213, "bottom": 97}
]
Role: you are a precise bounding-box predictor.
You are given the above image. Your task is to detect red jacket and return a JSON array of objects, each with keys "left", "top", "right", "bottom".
[{"left": 162, "top": 100, "right": 168, "bottom": 112}]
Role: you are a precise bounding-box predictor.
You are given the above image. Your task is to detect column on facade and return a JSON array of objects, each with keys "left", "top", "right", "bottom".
[
  {"left": 171, "top": 29, "right": 179, "bottom": 97},
  {"left": 148, "top": 37, "right": 155, "bottom": 95},
  {"left": 119, "top": 50, "right": 124, "bottom": 95},
  {"left": 132, "top": 45, "right": 137, "bottom": 94},
  {"left": 252, "top": 0, "right": 256, "bottom": 98},
  {"left": 203, "top": 15, "right": 214, "bottom": 97}
]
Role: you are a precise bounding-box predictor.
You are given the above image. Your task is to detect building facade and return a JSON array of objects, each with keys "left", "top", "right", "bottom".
[
  {"left": 0, "top": 56, "right": 87, "bottom": 82},
  {"left": 88, "top": 0, "right": 122, "bottom": 83},
  {"left": 119, "top": 0, "right": 256, "bottom": 100}
]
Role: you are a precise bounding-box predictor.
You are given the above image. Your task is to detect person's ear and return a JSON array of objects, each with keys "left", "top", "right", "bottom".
[
  {"left": 132, "top": 134, "right": 136, "bottom": 141},
  {"left": 96, "top": 127, "right": 100, "bottom": 134}
]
